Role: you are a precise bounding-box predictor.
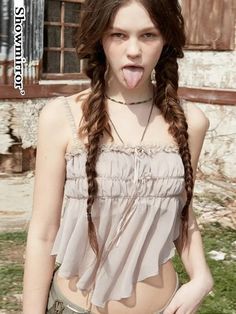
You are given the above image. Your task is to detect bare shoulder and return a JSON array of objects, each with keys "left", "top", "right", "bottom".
[
  {"left": 38, "top": 96, "right": 69, "bottom": 154},
  {"left": 66, "top": 88, "right": 91, "bottom": 123},
  {"left": 39, "top": 96, "right": 66, "bottom": 125},
  {"left": 184, "top": 102, "right": 210, "bottom": 136},
  {"left": 38, "top": 89, "right": 90, "bottom": 148}
]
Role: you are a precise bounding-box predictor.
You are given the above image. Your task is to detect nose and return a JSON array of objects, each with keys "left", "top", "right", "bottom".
[{"left": 126, "top": 38, "right": 141, "bottom": 58}]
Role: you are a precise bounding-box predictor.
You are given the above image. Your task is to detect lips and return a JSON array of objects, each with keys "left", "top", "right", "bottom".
[{"left": 123, "top": 64, "right": 144, "bottom": 69}]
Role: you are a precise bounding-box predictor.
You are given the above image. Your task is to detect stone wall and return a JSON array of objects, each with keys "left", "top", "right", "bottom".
[
  {"left": 0, "top": 99, "right": 46, "bottom": 172},
  {"left": 178, "top": 51, "right": 236, "bottom": 180},
  {"left": 179, "top": 51, "right": 236, "bottom": 89}
]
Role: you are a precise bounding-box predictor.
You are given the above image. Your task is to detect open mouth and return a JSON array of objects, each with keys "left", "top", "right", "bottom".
[{"left": 122, "top": 66, "right": 144, "bottom": 88}]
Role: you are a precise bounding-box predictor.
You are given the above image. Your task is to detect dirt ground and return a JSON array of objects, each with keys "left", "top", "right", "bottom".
[{"left": 0, "top": 171, "right": 34, "bottom": 232}]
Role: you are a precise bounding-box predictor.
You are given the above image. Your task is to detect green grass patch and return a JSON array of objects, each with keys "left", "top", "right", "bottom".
[
  {"left": 0, "top": 224, "right": 235, "bottom": 313},
  {"left": 0, "top": 231, "right": 27, "bottom": 312},
  {"left": 0, "top": 231, "right": 27, "bottom": 244},
  {"left": 174, "top": 222, "right": 236, "bottom": 314}
]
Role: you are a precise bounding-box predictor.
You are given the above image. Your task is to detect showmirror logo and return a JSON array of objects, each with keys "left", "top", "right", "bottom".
[{"left": 14, "top": 0, "right": 26, "bottom": 96}]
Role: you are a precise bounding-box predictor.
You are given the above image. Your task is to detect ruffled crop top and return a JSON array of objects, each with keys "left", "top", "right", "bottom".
[{"left": 51, "top": 96, "right": 186, "bottom": 308}]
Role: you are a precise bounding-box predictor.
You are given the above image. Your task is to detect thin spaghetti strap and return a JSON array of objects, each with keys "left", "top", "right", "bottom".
[{"left": 62, "top": 96, "right": 82, "bottom": 152}]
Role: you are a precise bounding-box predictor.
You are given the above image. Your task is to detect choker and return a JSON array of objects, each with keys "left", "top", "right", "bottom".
[{"left": 105, "top": 94, "right": 153, "bottom": 105}]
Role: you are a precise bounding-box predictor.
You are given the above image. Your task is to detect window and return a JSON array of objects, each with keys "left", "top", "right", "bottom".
[
  {"left": 182, "top": 0, "right": 235, "bottom": 50},
  {"left": 0, "top": 0, "right": 14, "bottom": 85},
  {"left": 42, "top": 0, "right": 85, "bottom": 79}
]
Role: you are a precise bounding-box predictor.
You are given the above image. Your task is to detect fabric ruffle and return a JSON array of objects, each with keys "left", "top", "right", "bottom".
[
  {"left": 64, "top": 141, "right": 179, "bottom": 161},
  {"left": 51, "top": 144, "right": 185, "bottom": 308}
]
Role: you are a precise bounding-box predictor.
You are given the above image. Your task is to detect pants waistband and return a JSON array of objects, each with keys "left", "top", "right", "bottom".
[
  {"left": 48, "top": 268, "right": 180, "bottom": 314},
  {"left": 48, "top": 269, "right": 94, "bottom": 314}
]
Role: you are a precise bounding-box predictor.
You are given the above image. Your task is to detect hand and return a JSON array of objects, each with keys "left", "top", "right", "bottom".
[{"left": 162, "top": 278, "right": 212, "bottom": 314}]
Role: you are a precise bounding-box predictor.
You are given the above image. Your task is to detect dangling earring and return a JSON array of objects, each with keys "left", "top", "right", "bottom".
[{"left": 151, "top": 68, "right": 156, "bottom": 85}]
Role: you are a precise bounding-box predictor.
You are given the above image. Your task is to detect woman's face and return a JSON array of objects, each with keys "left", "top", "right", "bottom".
[{"left": 102, "top": 1, "right": 165, "bottom": 90}]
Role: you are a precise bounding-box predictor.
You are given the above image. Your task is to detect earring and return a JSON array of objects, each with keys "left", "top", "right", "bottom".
[{"left": 151, "top": 68, "right": 156, "bottom": 85}]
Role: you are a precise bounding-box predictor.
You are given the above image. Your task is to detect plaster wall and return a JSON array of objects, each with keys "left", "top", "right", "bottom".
[{"left": 179, "top": 51, "right": 236, "bottom": 90}]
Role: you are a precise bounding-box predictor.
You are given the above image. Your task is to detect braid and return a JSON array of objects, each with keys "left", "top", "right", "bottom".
[
  {"left": 155, "top": 46, "right": 194, "bottom": 249},
  {"left": 74, "top": 0, "right": 188, "bottom": 258},
  {"left": 78, "top": 54, "right": 113, "bottom": 258}
]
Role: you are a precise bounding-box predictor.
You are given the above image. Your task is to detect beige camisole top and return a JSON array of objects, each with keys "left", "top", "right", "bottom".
[{"left": 51, "top": 96, "right": 186, "bottom": 308}]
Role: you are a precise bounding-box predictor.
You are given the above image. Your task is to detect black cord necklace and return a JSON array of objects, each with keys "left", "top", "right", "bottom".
[{"left": 105, "top": 94, "right": 153, "bottom": 105}]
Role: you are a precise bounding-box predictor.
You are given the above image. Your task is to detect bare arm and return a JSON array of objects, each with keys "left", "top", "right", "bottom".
[
  {"left": 161, "top": 103, "right": 214, "bottom": 314},
  {"left": 23, "top": 98, "right": 69, "bottom": 314},
  {"left": 174, "top": 103, "right": 214, "bottom": 293}
]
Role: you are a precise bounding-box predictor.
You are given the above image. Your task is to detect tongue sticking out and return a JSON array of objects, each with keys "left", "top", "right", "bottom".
[{"left": 122, "top": 66, "right": 144, "bottom": 88}]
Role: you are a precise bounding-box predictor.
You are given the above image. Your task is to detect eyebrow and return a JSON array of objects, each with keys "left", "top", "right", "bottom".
[{"left": 108, "top": 26, "right": 158, "bottom": 32}]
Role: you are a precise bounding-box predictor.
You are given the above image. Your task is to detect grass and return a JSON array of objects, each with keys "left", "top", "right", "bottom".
[
  {"left": 0, "top": 224, "right": 235, "bottom": 313},
  {"left": 173, "top": 222, "right": 236, "bottom": 314},
  {"left": 0, "top": 231, "right": 26, "bottom": 313}
]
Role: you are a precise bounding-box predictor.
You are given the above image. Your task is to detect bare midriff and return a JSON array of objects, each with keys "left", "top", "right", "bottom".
[{"left": 55, "top": 259, "right": 178, "bottom": 314}]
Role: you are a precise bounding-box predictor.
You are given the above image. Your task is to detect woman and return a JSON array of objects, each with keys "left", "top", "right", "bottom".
[{"left": 23, "top": 0, "right": 214, "bottom": 313}]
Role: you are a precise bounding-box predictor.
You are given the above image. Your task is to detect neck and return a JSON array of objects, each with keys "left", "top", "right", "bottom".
[{"left": 105, "top": 79, "right": 154, "bottom": 104}]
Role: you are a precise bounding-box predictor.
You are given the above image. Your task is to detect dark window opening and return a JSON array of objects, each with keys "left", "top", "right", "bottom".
[{"left": 42, "top": 0, "right": 84, "bottom": 79}]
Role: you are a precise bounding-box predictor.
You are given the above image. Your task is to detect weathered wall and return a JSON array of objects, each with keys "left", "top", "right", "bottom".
[
  {"left": 178, "top": 51, "right": 236, "bottom": 180},
  {"left": 0, "top": 99, "right": 44, "bottom": 154},
  {"left": 179, "top": 51, "right": 236, "bottom": 89},
  {"left": 184, "top": 101, "right": 236, "bottom": 180}
]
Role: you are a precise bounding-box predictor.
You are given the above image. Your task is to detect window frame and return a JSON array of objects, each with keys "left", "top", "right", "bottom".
[{"left": 41, "top": 0, "right": 86, "bottom": 80}]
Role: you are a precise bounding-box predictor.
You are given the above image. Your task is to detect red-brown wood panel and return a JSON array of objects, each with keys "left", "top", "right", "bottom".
[
  {"left": 182, "top": 0, "right": 235, "bottom": 50},
  {"left": 1, "top": 84, "right": 236, "bottom": 106}
]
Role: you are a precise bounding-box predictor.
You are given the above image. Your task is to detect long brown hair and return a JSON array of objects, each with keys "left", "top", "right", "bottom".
[{"left": 75, "top": 0, "right": 193, "bottom": 258}]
